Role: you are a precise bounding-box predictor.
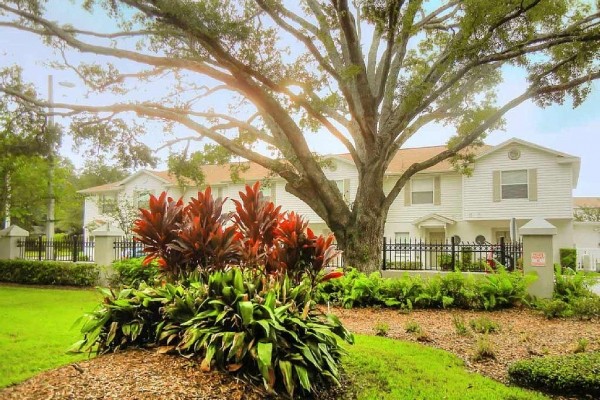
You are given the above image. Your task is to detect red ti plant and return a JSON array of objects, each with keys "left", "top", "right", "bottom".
[
  {"left": 231, "top": 182, "right": 281, "bottom": 271},
  {"left": 170, "top": 187, "right": 241, "bottom": 272},
  {"left": 132, "top": 192, "right": 186, "bottom": 276}
]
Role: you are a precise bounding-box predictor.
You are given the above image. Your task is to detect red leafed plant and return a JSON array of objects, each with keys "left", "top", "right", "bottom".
[
  {"left": 170, "top": 187, "right": 241, "bottom": 271},
  {"left": 231, "top": 182, "right": 281, "bottom": 271},
  {"left": 132, "top": 192, "right": 186, "bottom": 275},
  {"left": 132, "top": 182, "right": 343, "bottom": 284}
]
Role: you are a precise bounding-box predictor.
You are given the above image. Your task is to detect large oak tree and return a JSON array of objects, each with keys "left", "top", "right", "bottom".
[{"left": 1, "top": 0, "right": 600, "bottom": 272}]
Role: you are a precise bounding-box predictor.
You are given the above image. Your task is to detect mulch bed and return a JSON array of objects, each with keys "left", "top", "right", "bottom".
[{"left": 1, "top": 307, "right": 598, "bottom": 399}]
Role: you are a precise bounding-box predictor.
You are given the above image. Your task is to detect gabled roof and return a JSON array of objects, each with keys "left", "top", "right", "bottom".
[
  {"left": 413, "top": 213, "right": 456, "bottom": 226},
  {"left": 476, "top": 137, "right": 580, "bottom": 187},
  {"left": 338, "top": 144, "right": 491, "bottom": 174},
  {"left": 476, "top": 137, "right": 578, "bottom": 161}
]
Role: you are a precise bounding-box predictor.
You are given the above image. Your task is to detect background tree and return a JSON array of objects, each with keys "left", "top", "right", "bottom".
[
  {"left": 1, "top": 1, "right": 600, "bottom": 271},
  {"left": 574, "top": 206, "right": 600, "bottom": 222}
]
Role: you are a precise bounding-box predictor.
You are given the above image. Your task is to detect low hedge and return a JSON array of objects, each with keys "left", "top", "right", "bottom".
[
  {"left": 0, "top": 259, "right": 99, "bottom": 286},
  {"left": 508, "top": 352, "right": 600, "bottom": 398},
  {"left": 109, "top": 257, "right": 160, "bottom": 287}
]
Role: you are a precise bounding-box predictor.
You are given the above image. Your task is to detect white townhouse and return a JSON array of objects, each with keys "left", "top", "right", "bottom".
[{"left": 80, "top": 138, "right": 589, "bottom": 261}]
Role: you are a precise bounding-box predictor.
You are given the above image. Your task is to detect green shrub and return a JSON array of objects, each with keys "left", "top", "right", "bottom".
[
  {"left": 109, "top": 257, "right": 160, "bottom": 287},
  {"left": 73, "top": 184, "right": 353, "bottom": 398},
  {"left": 73, "top": 271, "right": 353, "bottom": 398},
  {"left": 554, "top": 266, "right": 594, "bottom": 301},
  {"left": 437, "top": 254, "right": 453, "bottom": 271},
  {"left": 472, "top": 335, "right": 496, "bottom": 361},
  {"left": 508, "top": 352, "right": 600, "bottom": 398},
  {"left": 405, "top": 321, "right": 421, "bottom": 333},
  {"left": 535, "top": 299, "right": 572, "bottom": 318},
  {"left": 373, "top": 322, "right": 389, "bottom": 337},
  {"left": 559, "top": 248, "right": 577, "bottom": 271},
  {"left": 315, "top": 268, "right": 534, "bottom": 311},
  {"left": 0, "top": 259, "right": 99, "bottom": 286},
  {"left": 451, "top": 314, "right": 469, "bottom": 336},
  {"left": 383, "top": 261, "right": 422, "bottom": 270},
  {"left": 469, "top": 317, "right": 500, "bottom": 334}
]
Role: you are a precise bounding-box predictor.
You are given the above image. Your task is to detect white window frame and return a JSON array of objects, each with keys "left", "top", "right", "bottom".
[
  {"left": 394, "top": 232, "right": 410, "bottom": 243},
  {"left": 411, "top": 177, "right": 434, "bottom": 204},
  {"left": 501, "top": 170, "right": 528, "bottom": 200},
  {"left": 135, "top": 190, "right": 152, "bottom": 209},
  {"left": 99, "top": 194, "right": 117, "bottom": 214}
]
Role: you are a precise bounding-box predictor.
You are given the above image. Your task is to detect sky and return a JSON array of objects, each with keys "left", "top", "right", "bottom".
[{"left": 0, "top": 1, "right": 598, "bottom": 196}]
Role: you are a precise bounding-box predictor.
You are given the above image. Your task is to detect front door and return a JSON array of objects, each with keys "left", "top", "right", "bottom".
[{"left": 428, "top": 231, "right": 446, "bottom": 269}]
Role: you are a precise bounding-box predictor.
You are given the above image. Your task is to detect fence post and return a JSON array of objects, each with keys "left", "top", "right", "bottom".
[
  {"left": 72, "top": 235, "right": 79, "bottom": 262},
  {"left": 0, "top": 225, "right": 29, "bottom": 260},
  {"left": 38, "top": 236, "right": 43, "bottom": 261},
  {"left": 520, "top": 218, "right": 557, "bottom": 299},
  {"left": 451, "top": 236, "right": 456, "bottom": 270},
  {"left": 382, "top": 236, "right": 387, "bottom": 270},
  {"left": 500, "top": 236, "right": 506, "bottom": 268}
]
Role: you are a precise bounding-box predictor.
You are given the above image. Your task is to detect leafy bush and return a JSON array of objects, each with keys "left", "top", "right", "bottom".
[
  {"left": 559, "top": 248, "right": 577, "bottom": 271},
  {"left": 508, "top": 352, "right": 600, "bottom": 398},
  {"left": 109, "top": 257, "right": 160, "bottom": 287},
  {"left": 315, "top": 268, "right": 534, "bottom": 311},
  {"left": 0, "top": 259, "right": 99, "bottom": 286},
  {"left": 373, "top": 322, "right": 389, "bottom": 337},
  {"left": 452, "top": 314, "right": 469, "bottom": 336},
  {"left": 472, "top": 335, "right": 496, "bottom": 361},
  {"left": 534, "top": 267, "right": 600, "bottom": 319},
  {"left": 74, "top": 272, "right": 352, "bottom": 397},
  {"left": 74, "top": 184, "right": 351, "bottom": 398},
  {"left": 469, "top": 317, "right": 500, "bottom": 334},
  {"left": 437, "top": 254, "right": 453, "bottom": 271}
]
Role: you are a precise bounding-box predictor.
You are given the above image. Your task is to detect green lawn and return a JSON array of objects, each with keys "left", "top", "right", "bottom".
[
  {"left": 0, "top": 285, "right": 547, "bottom": 399},
  {"left": 0, "top": 285, "right": 101, "bottom": 388},
  {"left": 344, "top": 335, "right": 548, "bottom": 399}
]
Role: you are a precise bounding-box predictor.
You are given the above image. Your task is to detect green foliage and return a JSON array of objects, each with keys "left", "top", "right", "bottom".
[
  {"left": 535, "top": 267, "right": 600, "bottom": 319},
  {"left": 472, "top": 335, "right": 496, "bottom": 362},
  {"left": 452, "top": 314, "right": 469, "bottom": 336},
  {"left": 469, "top": 317, "right": 500, "bottom": 334},
  {"left": 509, "top": 352, "right": 600, "bottom": 398},
  {"left": 109, "top": 257, "right": 160, "bottom": 287},
  {"left": 373, "top": 322, "right": 389, "bottom": 337},
  {"left": 73, "top": 271, "right": 353, "bottom": 398},
  {"left": 315, "top": 268, "right": 534, "bottom": 311},
  {"left": 559, "top": 248, "right": 577, "bottom": 271},
  {"left": 573, "top": 338, "right": 589, "bottom": 354},
  {"left": 404, "top": 321, "right": 421, "bottom": 334},
  {"left": 0, "top": 259, "right": 99, "bottom": 286},
  {"left": 437, "top": 254, "right": 453, "bottom": 271},
  {"left": 75, "top": 184, "right": 351, "bottom": 397}
]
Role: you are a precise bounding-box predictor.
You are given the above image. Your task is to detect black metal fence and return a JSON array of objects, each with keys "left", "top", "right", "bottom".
[
  {"left": 382, "top": 237, "right": 522, "bottom": 272},
  {"left": 113, "top": 237, "right": 145, "bottom": 261},
  {"left": 17, "top": 237, "right": 95, "bottom": 262}
]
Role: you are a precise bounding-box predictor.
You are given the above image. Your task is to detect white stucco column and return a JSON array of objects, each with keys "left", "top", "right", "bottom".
[
  {"left": 91, "top": 226, "right": 125, "bottom": 285},
  {"left": 0, "top": 225, "right": 29, "bottom": 260},
  {"left": 520, "top": 218, "right": 557, "bottom": 299}
]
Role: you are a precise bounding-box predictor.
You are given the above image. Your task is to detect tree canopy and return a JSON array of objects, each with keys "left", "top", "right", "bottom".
[{"left": 1, "top": 0, "right": 599, "bottom": 270}]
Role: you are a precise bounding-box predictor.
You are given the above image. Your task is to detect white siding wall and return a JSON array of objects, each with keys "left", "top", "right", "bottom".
[
  {"left": 463, "top": 144, "right": 574, "bottom": 220},
  {"left": 385, "top": 172, "right": 463, "bottom": 224}
]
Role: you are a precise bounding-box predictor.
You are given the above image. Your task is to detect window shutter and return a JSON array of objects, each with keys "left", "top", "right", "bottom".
[
  {"left": 434, "top": 176, "right": 441, "bottom": 205},
  {"left": 404, "top": 180, "right": 411, "bottom": 206},
  {"left": 528, "top": 169, "right": 537, "bottom": 201},
  {"left": 493, "top": 171, "right": 501, "bottom": 202},
  {"left": 270, "top": 183, "right": 277, "bottom": 204},
  {"left": 343, "top": 178, "right": 350, "bottom": 201}
]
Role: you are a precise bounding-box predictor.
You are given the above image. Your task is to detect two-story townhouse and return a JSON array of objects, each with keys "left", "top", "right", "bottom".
[{"left": 79, "top": 138, "right": 583, "bottom": 261}]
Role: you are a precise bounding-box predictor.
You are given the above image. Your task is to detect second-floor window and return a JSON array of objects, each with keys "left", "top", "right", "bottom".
[
  {"left": 99, "top": 194, "right": 117, "bottom": 214},
  {"left": 501, "top": 170, "right": 528, "bottom": 199},
  {"left": 135, "top": 191, "right": 151, "bottom": 209},
  {"left": 411, "top": 177, "right": 434, "bottom": 204}
]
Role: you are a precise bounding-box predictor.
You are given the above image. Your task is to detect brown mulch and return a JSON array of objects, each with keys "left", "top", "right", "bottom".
[
  {"left": 1, "top": 307, "right": 598, "bottom": 399},
  {"left": 333, "top": 306, "right": 600, "bottom": 383},
  {"left": 0, "top": 349, "right": 269, "bottom": 400}
]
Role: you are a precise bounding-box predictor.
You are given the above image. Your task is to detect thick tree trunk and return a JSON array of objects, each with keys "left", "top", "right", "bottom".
[{"left": 330, "top": 165, "right": 388, "bottom": 274}]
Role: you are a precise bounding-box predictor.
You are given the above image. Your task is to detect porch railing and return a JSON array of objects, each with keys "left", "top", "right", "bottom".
[{"left": 17, "top": 237, "right": 95, "bottom": 262}]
